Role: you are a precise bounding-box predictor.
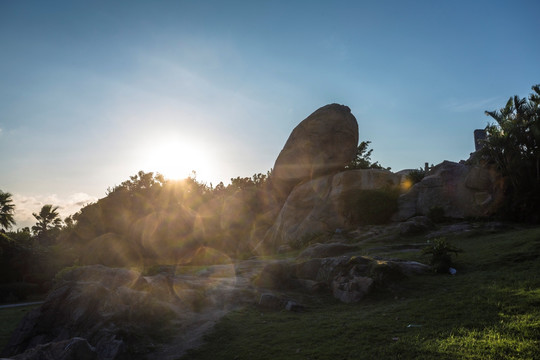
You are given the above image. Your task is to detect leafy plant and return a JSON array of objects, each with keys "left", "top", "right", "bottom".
[
  {"left": 479, "top": 84, "right": 540, "bottom": 221},
  {"left": 0, "top": 190, "right": 16, "bottom": 231},
  {"left": 406, "top": 168, "right": 426, "bottom": 185},
  {"left": 345, "top": 141, "right": 390, "bottom": 170},
  {"left": 422, "top": 237, "right": 463, "bottom": 273}
]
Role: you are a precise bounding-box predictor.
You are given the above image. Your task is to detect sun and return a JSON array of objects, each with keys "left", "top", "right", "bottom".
[{"left": 137, "top": 137, "right": 215, "bottom": 182}]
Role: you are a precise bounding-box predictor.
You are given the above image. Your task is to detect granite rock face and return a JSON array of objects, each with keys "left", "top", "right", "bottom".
[
  {"left": 271, "top": 104, "right": 359, "bottom": 202},
  {"left": 263, "top": 169, "right": 401, "bottom": 249},
  {"left": 394, "top": 161, "right": 505, "bottom": 221},
  {"left": 1, "top": 264, "right": 256, "bottom": 360}
]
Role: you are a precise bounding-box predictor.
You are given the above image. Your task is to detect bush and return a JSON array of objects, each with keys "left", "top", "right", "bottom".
[
  {"left": 422, "top": 238, "right": 463, "bottom": 273},
  {"left": 406, "top": 168, "right": 426, "bottom": 185},
  {"left": 480, "top": 84, "right": 540, "bottom": 222},
  {"left": 343, "top": 188, "right": 400, "bottom": 225}
]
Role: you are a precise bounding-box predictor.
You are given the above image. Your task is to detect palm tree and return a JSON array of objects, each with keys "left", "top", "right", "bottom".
[
  {"left": 482, "top": 84, "right": 540, "bottom": 219},
  {"left": 32, "top": 204, "right": 62, "bottom": 244},
  {"left": 0, "top": 190, "right": 16, "bottom": 231}
]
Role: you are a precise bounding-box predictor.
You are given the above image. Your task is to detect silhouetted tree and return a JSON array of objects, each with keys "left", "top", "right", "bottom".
[
  {"left": 0, "top": 190, "right": 16, "bottom": 231},
  {"left": 32, "top": 204, "right": 62, "bottom": 245},
  {"left": 346, "top": 141, "right": 390, "bottom": 170},
  {"left": 481, "top": 84, "right": 540, "bottom": 220}
]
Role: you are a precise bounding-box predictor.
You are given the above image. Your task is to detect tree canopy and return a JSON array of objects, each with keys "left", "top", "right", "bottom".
[
  {"left": 346, "top": 141, "right": 390, "bottom": 170},
  {"left": 32, "top": 204, "right": 62, "bottom": 245},
  {"left": 480, "top": 84, "right": 540, "bottom": 220},
  {"left": 0, "top": 190, "right": 16, "bottom": 231}
]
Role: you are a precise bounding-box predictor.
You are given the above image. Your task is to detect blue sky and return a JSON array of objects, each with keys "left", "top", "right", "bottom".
[{"left": 1, "top": 0, "right": 539, "bottom": 228}]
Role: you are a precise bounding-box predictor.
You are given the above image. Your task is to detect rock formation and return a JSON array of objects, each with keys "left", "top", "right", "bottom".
[
  {"left": 263, "top": 169, "right": 401, "bottom": 249},
  {"left": 254, "top": 253, "right": 429, "bottom": 303},
  {"left": 394, "top": 161, "right": 505, "bottom": 221},
  {"left": 1, "top": 264, "right": 256, "bottom": 360},
  {"left": 271, "top": 104, "right": 359, "bottom": 202}
]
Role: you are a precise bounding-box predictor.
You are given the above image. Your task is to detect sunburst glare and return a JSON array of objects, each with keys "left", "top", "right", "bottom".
[{"left": 136, "top": 136, "right": 216, "bottom": 182}]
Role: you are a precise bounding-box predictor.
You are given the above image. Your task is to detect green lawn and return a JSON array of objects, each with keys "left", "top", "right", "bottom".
[
  {"left": 181, "top": 226, "right": 540, "bottom": 360},
  {"left": 2, "top": 226, "right": 539, "bottom": 359},
  {"left": 0, "top": 305, "right": 37, "bottom": 352}
]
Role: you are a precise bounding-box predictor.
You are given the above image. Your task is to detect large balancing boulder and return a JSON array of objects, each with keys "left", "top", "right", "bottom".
[{"left": 271, "top": 104, "right": 359, "bottom": 202}]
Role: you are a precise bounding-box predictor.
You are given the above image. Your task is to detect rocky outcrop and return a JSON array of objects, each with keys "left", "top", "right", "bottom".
[
  {"left": 263, "top": 169, "right": 401, "bottom": 249},
  {"left": 2, "top": 249, "right": 431, "bottom": 359},
  {"left": 6, "top": 337, "right": 97, "bottom": 360},
  {"left": 271, "top": 104, "right": 359, "bottom": 202},
  {"left": 254, "top": 255, "right": 429, "bottom": 303},
  {"left": 1, "top": 264, "right": 257, "bottom": 360},
  {"left": 394, "top": 161, "right": 505, "bottom": 221}
]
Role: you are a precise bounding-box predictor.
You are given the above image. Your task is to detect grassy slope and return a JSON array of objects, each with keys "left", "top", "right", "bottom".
[
  {"left": 0, "top": 305, "right": 36, "bottom": 351},
  {"left": 182, "top": 226, "right": 540, "bottom": 360}
]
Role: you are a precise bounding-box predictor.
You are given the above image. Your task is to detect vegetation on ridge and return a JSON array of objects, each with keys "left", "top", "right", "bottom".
[{"left": 479, "top": 84, "right": 540, "bottom": 221}]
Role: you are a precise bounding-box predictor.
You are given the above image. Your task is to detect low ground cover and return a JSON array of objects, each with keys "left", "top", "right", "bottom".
[
  {"left": 0, "top": 305, "right": 37, "bottom": 351},
  {"left": 182, "top": 226, "right": 540, "bottom": 360}
]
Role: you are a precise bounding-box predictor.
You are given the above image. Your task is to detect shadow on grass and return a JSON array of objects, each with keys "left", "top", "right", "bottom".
[{"left": 181, "top": 227, "right": 540, "bottom": 360}]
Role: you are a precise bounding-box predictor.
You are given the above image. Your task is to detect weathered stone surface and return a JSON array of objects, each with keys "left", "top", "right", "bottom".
[
  {"left": 394, "top": 161, "right": 505, "bottom": 221},
  {"left": 1, "top": 265, "right": 173, "bottom": 359},
  {"left": 263, "top": 169, "right": 401, "bottom": 249},
  {"left": 331, "top": 275, "right": 373, "bottom": 303},
  {"left": 271, "top": 104, "right": 359, "bottom": 202},
  {"left": 254, "top": 261, "right": 301, "bottom": 290},
  {"left": 258, "top": 293, "right": 284, "bottom": 309},
  {"left": 7, "top": 337, "right": 97, "bottom": 360},
  {"left": 297, "top": 243, "right": 360, "bottom": 260},
  {"left": 2, "top": 264, "right": 258, "bottom": 360},
  {"left": 398, "top": 216, "right": 435, "bottom": 236},
  {"left": 251, "top": 254, "right": 429, "bottom": 304}
]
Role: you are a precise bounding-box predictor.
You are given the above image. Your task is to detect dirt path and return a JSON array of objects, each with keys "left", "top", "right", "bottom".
[{"left": 0, "top": 301, "right": 44, "bottom": 310}]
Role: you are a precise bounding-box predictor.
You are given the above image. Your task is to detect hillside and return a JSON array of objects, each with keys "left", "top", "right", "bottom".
[{"left": 181, "top": 224, "right": 540, "bottom": 360}]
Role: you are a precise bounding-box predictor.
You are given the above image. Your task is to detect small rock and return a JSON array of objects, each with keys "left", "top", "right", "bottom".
[
  {"left": 285, "top": 301, "right": 305, "bottom": 312},
  {"left": 258, "top": 293, "right": 284, "bottom": 310}
]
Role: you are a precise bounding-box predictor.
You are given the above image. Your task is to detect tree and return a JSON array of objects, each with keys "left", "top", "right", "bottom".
[
  {"left": 0, "top": 190, "right": 16, "bottom": 231},
  {"left": 480, "top": 84, "right": 540, "bottom": 220},
  {"left": 346, "top": 141, "right": 390, "bottom": 170},
  {"left": 32, "top": 204, "right": 62, "bottom": 245}
]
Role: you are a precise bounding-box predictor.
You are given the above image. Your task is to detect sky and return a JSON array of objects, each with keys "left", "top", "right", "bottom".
[{"left": 1, "top": 0, "right": 539, "bottom": 229}]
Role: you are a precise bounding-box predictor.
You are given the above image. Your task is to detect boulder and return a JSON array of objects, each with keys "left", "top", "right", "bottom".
[
  {"left": 398, "top": 216, "right": 435, "bottom": 236},
  {"left": 331, "top": 275, "right": 373, "bottom": 303},
  {"left": 263, "top": 169, "right": 401, "bottom": 249},
  {"left": 2, "top": 265, "right": 178, "bottom": 359},
  {"left": 271, "top": 104, "right": 359, "bottom": 202},
  {"left": 258, "top": 292, "right": 284, "bottom": 309},
  {"left": 394, "top": 161, "right": 505, "bottom": 221},
  {"left": 6, "top": 337, "right": 97, "bottom": 360},
  {"left": 297, "top": 243, "right": 360, "bottom": 260},
  {"left": 250, "top": 254, "right": 428, "bottom": 304}
]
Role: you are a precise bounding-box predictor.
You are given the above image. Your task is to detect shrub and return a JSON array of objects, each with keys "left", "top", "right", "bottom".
[
  {"left": 406, "top": 168, "right": 426, "bottom": 185},
  {"left": 422, "top": 237, "right": 463, "bottom": 273},
  {"left": 480, "top": 84, "right": 540, "bottom": 222},
  {"left": 343, "top": 188, "right": 400, "bottom": 226}
]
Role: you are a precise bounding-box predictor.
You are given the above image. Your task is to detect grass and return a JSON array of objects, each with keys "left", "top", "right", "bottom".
[
  {"left": 0, "top": 305, "right": 37, "bottom": 351},
  {"left": 181, "top": 226, "right": 540, "bottom": 360}
]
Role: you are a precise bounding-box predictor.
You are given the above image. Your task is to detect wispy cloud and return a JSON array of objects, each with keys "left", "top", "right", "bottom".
[
  {"left": 443, "top": 97, "right": 502, "bottom": 113},
  {"left": 11, "top": 192, "right": 97, "bottom": 229}
]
